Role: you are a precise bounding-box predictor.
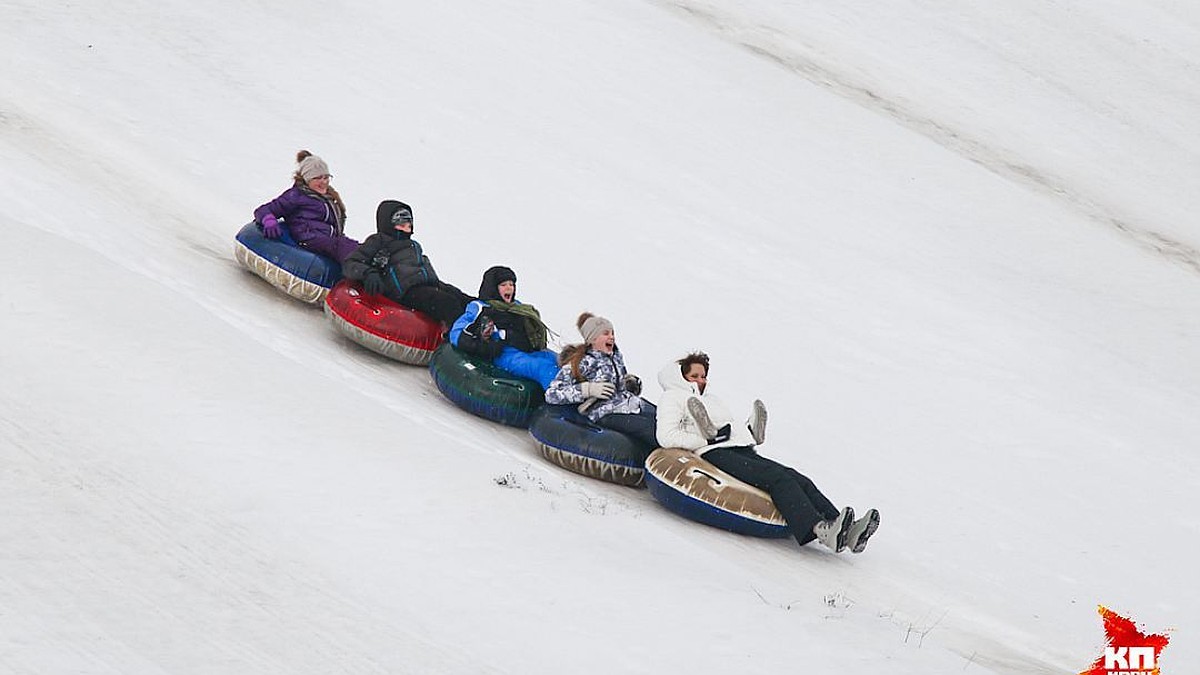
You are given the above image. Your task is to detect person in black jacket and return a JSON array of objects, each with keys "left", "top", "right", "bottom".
[{"left": 342, "top": 200, "right": 472, "bottom": 326}]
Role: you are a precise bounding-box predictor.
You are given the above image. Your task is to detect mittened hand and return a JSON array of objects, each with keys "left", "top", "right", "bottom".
[
  {"left": 622, "top": 374, "right": 642, "bottom": 396},
  {"left": 465, "top": 312, "right": 496, "bottom": 339},
  {"left": 581, "top": 381, "right": 615, "bottom": 400},
  {"left": 463, "top": 312, "right": 492, "bottom": 338},
  {"left": 710, "top": 423, "right": 732, "bottom": 444},
  {"left": 362, "top": 269, "right": 385, "bottom": 295},
  {"left": 370, "top": 250, "right": 391, "bottom": 270},
  {"left": 261, "top": 215, "right": 282, "bottom": 239}
]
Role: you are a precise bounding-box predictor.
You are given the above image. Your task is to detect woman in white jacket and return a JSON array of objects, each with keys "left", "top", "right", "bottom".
[{"left": 655, "top": 352, "right": 879, "bottom": 553}]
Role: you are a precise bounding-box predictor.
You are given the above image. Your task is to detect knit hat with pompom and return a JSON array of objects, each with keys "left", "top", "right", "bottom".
[{"left": 577, "top": 312, "right": 613, "bottom": 345}]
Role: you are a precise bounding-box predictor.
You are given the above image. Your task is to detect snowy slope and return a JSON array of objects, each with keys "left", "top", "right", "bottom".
[{"left": 2, "top": 1, "right": 1198, "bottom": 673}]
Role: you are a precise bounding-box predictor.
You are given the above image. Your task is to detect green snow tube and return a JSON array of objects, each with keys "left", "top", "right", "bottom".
[{"left": 428, "top": 344, "right": 544, "bottom": 427}]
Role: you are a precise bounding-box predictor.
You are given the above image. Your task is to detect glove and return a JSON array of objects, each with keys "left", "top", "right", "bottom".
[
  {"left": 710, "top": 423, "right": 732, "bottom": 444},
  {"left": 261, "top": 214, "right": 282, "bottom": 239},
  {"left": 370, "top": 250, "right": 391, "bottom": 270},
  {"left": 362, "top": 269, "right": 385, "bottom": 295},
  {"left": 581, "top": 381, "right": 615, "bottom": 400},
  {"left": 465, "top": 310, "right": 496, "bottom": 340},
  {"left": 622, "top": 374, "right": 642, "bottom": 396}
]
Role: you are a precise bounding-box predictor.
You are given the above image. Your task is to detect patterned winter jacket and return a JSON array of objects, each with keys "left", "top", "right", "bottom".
[
  {"left": 254, "top": 185, "right": 345, "bottom": 245},
  {"left": 544, "top": 347, "right": 645, "bottom": 422},
  {"left": 655, "top": 362, "right": 754, "bottom": 456}
]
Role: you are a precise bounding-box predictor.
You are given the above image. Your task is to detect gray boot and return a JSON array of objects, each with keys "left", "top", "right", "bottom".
[
  {"left": 686, "top": 397, "right": 720, "bottom": 439},
  {"left": 748, "top": 399, "right": 767, "bottom": 445},
  {"left": 846, "top": 508, "right": 880, "bottom": 554},
  {"left": 811, "top": 506, "right": 855, "bottom": 552}
]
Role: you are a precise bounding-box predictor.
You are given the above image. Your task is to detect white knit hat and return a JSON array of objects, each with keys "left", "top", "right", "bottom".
[{"left": 298, "top": 154, "right": 330, "bottom": 181}]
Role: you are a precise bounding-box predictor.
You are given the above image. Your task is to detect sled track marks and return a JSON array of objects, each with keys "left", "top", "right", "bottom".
[{"left": 651, "top": 0, "right": 1200, "bottom": 276}]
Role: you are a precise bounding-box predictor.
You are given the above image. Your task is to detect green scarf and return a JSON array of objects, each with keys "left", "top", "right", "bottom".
[{"left": 488, "top": 301, "right": 551, "bottom": 351}]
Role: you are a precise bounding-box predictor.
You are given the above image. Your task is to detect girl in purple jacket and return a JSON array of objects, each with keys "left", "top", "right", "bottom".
[{"left": 253, "top": 150, "right": 360, "bottom": 262}]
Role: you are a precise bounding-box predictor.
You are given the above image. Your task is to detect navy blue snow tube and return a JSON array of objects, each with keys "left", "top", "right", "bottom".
[
  {"left": 429, "top": 344, "right": 544, "bottom": 427},
  {"left": 644, "top": 448, "right": 790, "bottom": 538},
  {"left": 528, "top": 405, "right": 648, "bottom": 487},
  {"left": 233, "top": 221, "right": 342, "bottom": 304}
]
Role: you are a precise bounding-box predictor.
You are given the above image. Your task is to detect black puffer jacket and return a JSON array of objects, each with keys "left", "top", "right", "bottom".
[{"left": 342, "top": 200, "right": 440, "bottom": 301}]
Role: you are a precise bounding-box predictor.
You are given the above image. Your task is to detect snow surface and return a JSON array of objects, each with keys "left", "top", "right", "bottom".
[{"left": 2, "top": 1, "right": 1198, "bottom": 673}]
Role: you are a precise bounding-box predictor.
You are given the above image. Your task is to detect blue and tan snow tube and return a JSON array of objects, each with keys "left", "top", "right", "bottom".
[
  {"left": 324, "top": 280, "right": 444, "bottom": 365},
  {"left": 429, "top": 344, "right": 544, "bottom": 427},
  {"left": 528, "top": 405, "right": 649, "bottom": 487},
  {"left": 234, "top": 221, "right": 341, "bottom": 305},
  {"left": 645, "top": 447, "right": 790, "bottom": 538}
]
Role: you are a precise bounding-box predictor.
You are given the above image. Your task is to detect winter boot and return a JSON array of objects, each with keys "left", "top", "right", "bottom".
[
  {"left": 846, "top": 508, "right": 880, "bottom": 554},
  {"left": 687, "top": 397, "right": 720, "bottom": 439},
  {"left": 811, "top": 506, "right": 855, "bottom": 553},
  {"left": 748, "top": 399, "right": 767, "bottom": 445}
]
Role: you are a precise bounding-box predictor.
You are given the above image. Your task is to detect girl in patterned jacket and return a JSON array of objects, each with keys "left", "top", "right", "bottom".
[{"left": 544, "top": 312, "right": 658, "bottom": 452}]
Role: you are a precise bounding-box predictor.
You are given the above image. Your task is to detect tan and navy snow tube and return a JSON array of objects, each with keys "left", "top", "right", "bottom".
[{"left": 644, "top": 448, "right": 790, "bottom": 538}]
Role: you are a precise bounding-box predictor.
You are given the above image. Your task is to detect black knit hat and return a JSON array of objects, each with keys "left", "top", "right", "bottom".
[{"left": 375, "top": 200, "right": 414, "bottom": 235}]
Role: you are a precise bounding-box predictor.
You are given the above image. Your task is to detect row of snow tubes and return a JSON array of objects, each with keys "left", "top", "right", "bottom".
[{"left": 234, "top": 221, "right": 789, "bottom": 539}]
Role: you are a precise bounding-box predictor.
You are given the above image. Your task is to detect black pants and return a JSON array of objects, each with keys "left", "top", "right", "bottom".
[
  {"left": 597, "top": 402, "right": 658, "bottom": 453},
  {"left": 703, "top": 446, "right": 839, "bottom": 546},
  {"left": 399, "top": 282, "right": 472, "bottom": 326}
]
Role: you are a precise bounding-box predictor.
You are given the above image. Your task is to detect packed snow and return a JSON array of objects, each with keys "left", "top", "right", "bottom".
[{"left": 2, "top": 1, "right": 1197, "bottom": 673}]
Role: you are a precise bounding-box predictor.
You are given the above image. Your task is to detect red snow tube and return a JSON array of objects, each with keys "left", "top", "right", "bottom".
[{"left": 323, "top": 280, "right": 444, "bottom": 365}]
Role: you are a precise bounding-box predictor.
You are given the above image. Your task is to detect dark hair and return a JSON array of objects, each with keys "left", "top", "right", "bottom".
[{"left": 678, "top": 351, "right": 710, "bottom": 378}]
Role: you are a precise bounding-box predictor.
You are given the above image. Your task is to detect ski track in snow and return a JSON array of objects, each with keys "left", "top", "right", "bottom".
[{"left": 652, "top": 0, "right": 1200, "bottom": 275}]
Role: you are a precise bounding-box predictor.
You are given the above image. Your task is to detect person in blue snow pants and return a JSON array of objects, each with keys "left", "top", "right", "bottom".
[{"left": 450, "top": 265, "right": 559, "bottom": 388}]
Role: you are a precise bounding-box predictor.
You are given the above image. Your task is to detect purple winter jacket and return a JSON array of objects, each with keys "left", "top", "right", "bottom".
[{"left": 254, "top": 185, "right": 353, "bottom": 246}]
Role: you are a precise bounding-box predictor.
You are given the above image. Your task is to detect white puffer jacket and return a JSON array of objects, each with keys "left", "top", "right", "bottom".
[{"left": 655, "top": 362, "right": 755, "bottom": 456}]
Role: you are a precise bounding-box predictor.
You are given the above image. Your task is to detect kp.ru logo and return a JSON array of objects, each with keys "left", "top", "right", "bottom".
[{"left": 1079, "top": 606, "right": 1170, "bottom": 675}]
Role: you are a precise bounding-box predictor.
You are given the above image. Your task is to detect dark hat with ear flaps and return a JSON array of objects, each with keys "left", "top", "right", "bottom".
[{"left": 478, "top": 265, "right": 517, "bottom": 300}]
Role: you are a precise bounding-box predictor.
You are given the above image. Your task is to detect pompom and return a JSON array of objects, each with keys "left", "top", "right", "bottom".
[{"left": 296, "top": 149, "right": 313, "bottom": 163}]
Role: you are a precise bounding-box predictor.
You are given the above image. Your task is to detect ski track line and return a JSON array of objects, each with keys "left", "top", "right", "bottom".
[{"left": 649, "top": 0, "right": 1200, "bottom": 276}]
